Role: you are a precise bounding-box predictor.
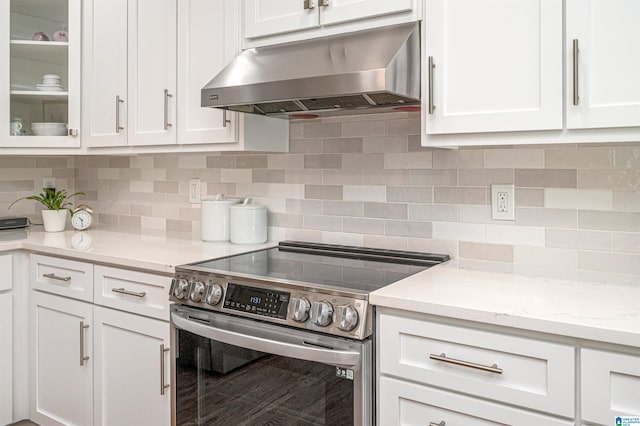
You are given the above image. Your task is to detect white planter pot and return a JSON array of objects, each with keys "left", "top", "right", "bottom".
[{"left": 41, "top": 209, "right": 68, "bottom": 232}]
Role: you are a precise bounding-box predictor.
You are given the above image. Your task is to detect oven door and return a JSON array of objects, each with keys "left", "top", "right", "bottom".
[{"left": 171, "top": 305, "right": 372, "bottom": 426}]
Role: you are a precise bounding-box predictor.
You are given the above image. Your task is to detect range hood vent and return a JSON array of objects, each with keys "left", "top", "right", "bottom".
[{"left": 201, "top": 23, "right": 421, "bottom": 118}]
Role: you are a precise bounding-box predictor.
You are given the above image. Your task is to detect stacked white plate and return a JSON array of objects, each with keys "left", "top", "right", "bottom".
[
  {"left": 36, "top": 83, "right": 65, "bottom": 92},
  {"left": 31, "top": 122, "right": 67, "bottom": 136}
]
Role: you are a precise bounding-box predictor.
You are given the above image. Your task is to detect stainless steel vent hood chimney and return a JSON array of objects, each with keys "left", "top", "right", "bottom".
[{"left": 201, "top": 23, "right": 420, "bottom": 118}]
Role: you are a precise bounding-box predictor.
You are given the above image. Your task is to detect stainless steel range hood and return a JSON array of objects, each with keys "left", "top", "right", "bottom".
[{"left": 201, "top": 23, "right": 420, "bottom": 118}]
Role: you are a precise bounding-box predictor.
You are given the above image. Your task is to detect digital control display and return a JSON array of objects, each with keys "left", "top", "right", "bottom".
[{"left": 224, "top": 283, "right": 290, "bottom": 319}]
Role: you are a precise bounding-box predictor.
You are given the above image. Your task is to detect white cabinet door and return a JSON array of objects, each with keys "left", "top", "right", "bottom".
[
  {"left": 319, "top": 0, "right": 413, "bottom": 26},
  {"left": 566, "top": 0, "right": 640, "bottom": 129},
  {"left": 94, "top": 306, "right": 170, "bottom": 426},
  {"left": 30, "top": 291, "right": 93, "bottom": 426},
  {"left": 128, "top": 0, "right": 177, "bottom": 146},
  {"left": 423, "top": 0, "right": 562, "bottom": 135},
  {"left": 244, "top": 0, "right": 319, "bottom": 39},
  {"left": 82, "top": 0, "right": 128, "bottom": 148},
  {"left": 0, "top": 292, "right": 11, "bottom": 426},
  {"left": 177, "top": 0, "right": 239, "bottom": 145}
]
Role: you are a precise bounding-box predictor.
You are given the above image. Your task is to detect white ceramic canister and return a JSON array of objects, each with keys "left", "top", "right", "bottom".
[
  {"left": 200, "top": 195, "right": 240, "bottom": 242},
  {"left": 229, "top": 200, "right": 267, "bottom": 244}
]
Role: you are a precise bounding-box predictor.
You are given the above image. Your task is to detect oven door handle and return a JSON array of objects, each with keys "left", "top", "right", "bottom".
[{"left": 171, "top": 311, "right": 361, "bottom": 368}]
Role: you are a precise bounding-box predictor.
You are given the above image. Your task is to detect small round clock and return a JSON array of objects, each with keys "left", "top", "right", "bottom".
[
  {"left": 71, "top": 232, "right": 92, "bottom": 251},
  {"left": 71, "top": 205, "right": 94, "bottom": 231}
]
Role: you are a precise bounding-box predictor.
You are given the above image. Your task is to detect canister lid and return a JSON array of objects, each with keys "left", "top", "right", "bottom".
[{"left": 202, "top": 193, "right": 240, "bottom": 205}]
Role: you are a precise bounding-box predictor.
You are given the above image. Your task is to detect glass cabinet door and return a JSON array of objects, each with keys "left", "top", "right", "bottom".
[{"left": 1, "top": 0, "right": 80, "bottom": 148}]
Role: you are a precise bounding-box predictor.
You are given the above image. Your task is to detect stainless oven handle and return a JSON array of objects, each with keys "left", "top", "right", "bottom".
[{"left": 171, "top": 310, "right": 361, "bottom": 367}]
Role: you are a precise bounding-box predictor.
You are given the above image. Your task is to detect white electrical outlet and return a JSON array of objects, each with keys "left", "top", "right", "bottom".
[
  {"left": 491, "top": 184, "right": 515, "bottom": 221},
  {"left": 43, "top": 177, "right": 56, "bottom": 190},
  {"left": 189, "top": 178, "right": 201, "bottom": 204}
]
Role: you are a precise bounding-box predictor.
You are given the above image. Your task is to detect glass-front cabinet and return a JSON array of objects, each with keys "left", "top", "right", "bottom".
[{"left": 0, "top": 0, "right": 80, "bottom": 148}]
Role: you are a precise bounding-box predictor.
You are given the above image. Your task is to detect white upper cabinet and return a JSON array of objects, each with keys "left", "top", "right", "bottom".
[
  {"left": 243, "top": 0, "right": 420, "bottom": 47},
  {"left": 423, "top": 0, "right": 563, "bottom": 135},
  {"left": 83, "top": 0, "right": 177, "bottom": 148},
  {"left": 0, "top": 0, "right": 81, "bottom": 149},
  {"left": 177, "top": 0, "right": 239, "bottom": 145},
  {"left": 566, "top": 0, "right": 640, "bottom": 129}
]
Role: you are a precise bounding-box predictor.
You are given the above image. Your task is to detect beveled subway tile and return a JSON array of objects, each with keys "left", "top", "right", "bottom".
[
  {"left": 385, "top": 117, "right": 421, "bottom": 136},
  {"left": 514, "top": 246, "right": 578, "bottom": 270},
  {"left": 0, "top": 180, "right": 34, "bottom": 192},
  {"left": 546, "top": 229, "right": 611, "bottom": 251},
  {"left": 286, "top": 199, "right": 323, "bottom": 215},
  {"left": 579, "top": 210, "right": 640, "bottom": 232},
  {"left": 484, "top": 148, "right": 544, "bottom": 169},
  {"left": 323, "top": 200, "right": 363, "bottom": 217},
  {"left": 407, "top": 238, "right": 458, "bottom": 258},
  {"left": 35, "top": 157, "right": 68, "bottom": 168},
  {"left": 221, "top": 169, "right": 252, "bottom": 183},
  {"left": 486, "top": 225, "right": 545, "bottom": 246},
  {"left": 179, "top": 207, "right": 200, "bottom": 221},
  {"left": 363, "top": 136, "right": 408, "bottom": 153},
  {"left": 289, "top": 139, "right": 323, "bottom": 153},
  {"left": 433, "top": 149, "right": 484, "bottom": 169},
  {"left": 408, "top": 135, "right": 431, "bottom": 152},
  {"left": 432, "top": 222, "right": 485, "bottom": 242},
  {"left": 578, "top": 169, "right": 640, "bottom": 189},
  {"left": 166, "top": 219, "right": 192, "bottom": 233},
  {"left": 515, "top": 207, "right": 577, "bottom": 228},
  {"left": 305, "top": 184, "right": 343, "bottom": 200},
  {"left": 612, "top": 232, "right": 640, "bottom": 254},
  {"left": 0, "top": 157, "right": 35, "bottom": 168},
  {"left": 612, "top": 146, "right": 640, "bottom": 169},
  {"left": 364, "top": 202, "right": 407, "bottom": 220},
  {"left": 384, "top": 152, "right": 432, "bottom": 169},
  {"left": 578, "top": 252, "right": 640, "bottom": 275},
  {"left": 97, "top": 168, "right": 119, "bottom": 180},
  {"left": 458, "top": 169, "right": 514, "bottom": 187},
  {"left": 322, "top": 170, "right": 363, "bottom": 185},
  {"left": 108, "top": 156, "right": 130, "bottom": 168},
  {"left": 434, "top": 187, "right": 487, "bottom": 205},
  {"left": 322, "top": 138, "right": 363, "bottom": 153},
  {"left": 459, "top": 241, "right": 514, "bottom": 263},
  {"left": 267, "top": 183, "right": 305, "bottom": 199},
  {"left": 268, "top": 154, "right": 304, "bottom": 169},
  {"left": 408, "top": 204, "right": 458, "bottom": 222},
  {"left": 118, "top": 215, "right": 142, "bottom": 231},
  {"left": 613, "top": 190, "right": 640, "bottom": 211},
  {"left": 304, "top": 154, "right": 342, "bottom": 169},
  {"left": 129, "top": 181, "right": 154, "bottom": 193},
  {"left": 252, "top": 169, "right": 285, "bottom": 183},
  {"left": 235, "top": 183, "right": 269, "bottom": 198},
  {"left": 342, "top": 120, "right": 386, "bottom": 137},
  {"left": 515, "top": 169, "right": 577, "bottom": 188},
  {"left": 236, "top": 155, "right": 268, "bottom": 169},
  {"left": 141, "top": 216, "right": 166, "bottom": 231},
  {"left": 360, "top": 170, "right": 407, "bottom": 186},
  {"left": 408, "top": 169, "right": 458, "bottom": 186},
  {"left": 515, "top": 188, "right": 544, "bottom": 207},
  {"left": 289, "top": 122, "right": 304, "bottom": 139},
  {"left": 343, "top": 185, "right": 386, "bottom": 202},
  {"left": 343, "top": 217, "right": 385, "bottom": 235},
  {"left": 119, "top": 168, "right": 142, "bottom": 180},
  {"left": 304, "top": 122, "right": 341, "bottom": 138},
  {"left": 153, "top": 181, "right": 179, "bottom": 194},
  {"left": 362, "top": 235, "right": 408, "bottom": 251},
  {"left": 459, "top": 205, "right": 503, "bottom": 224},
  {"left": 206, "top": 155, "right": 236, "bottom": 169},
  {"left": 130, "top": 204, "right": 153, "bottom": 216},
  {"left": 285, "top": 169, "right": 323, "bottom": 184},
  {"left": 130, "top": 156, "right": 154, "bottom": 169},
  {"left": 153, "top": 155, "right": 178, "bottom": 169},
  {"left": 544, "top": 188, "right": 612, "bottom": 211},
  {"left": 269, "top": 212, "right": 303, "bottom": 228},
  {"left": 140, "top": 168, "right": 166, "bottom": 181},
  {"left": 387, "top": 186, "right": 433, "bottom": 204},
  {"left": 342, "top": 153, "right": 384, "bottom": 170},
  {"left": 303, "top": 214, "right": 342, "bottom": 231},
  {"left": 385, "top": 220, "right": 432, "bottom": 238},
  {"left": 178, "top": 155, "right": 207, "bottom": 169},
  {"left": 88, "top": 156, "right": 109, "bottom": 168},
  {"left": 545, "top": 147, "right": 611, "bottom": 169}
]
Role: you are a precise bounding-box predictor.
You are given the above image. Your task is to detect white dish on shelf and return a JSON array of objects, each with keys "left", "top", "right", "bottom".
[
  {"left": 31, "top": 122, "right": 67, "bottom": 136},
  {"left": 36, "top": 84, "right": 65, "bottom": 92}
]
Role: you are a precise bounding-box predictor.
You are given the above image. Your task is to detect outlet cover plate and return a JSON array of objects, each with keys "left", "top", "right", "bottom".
[
  {"left": 491, "top": 184, "right": 515, "bottom": 221},
  {"left": 43, "top": 177, "right": 56, "bottom": 190},
  {"left": 189, "top": 178, "right": 201, "bottom": 204}
]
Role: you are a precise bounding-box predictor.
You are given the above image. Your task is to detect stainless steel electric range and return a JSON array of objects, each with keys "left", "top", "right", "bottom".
[{"left": 169, "top": 241, "right": 449, "bottom": 426}]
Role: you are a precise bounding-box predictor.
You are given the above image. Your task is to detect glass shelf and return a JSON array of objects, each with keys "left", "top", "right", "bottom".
[
  {"left": 10, "top": 40, "right": 68, "bottom": 65},
  {"left": 10, "top": 90, "right": 69, "bottom": 102}
]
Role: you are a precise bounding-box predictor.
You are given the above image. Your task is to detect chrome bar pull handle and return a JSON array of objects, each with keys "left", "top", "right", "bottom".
[
  {"left": 304, "top": 0, "right": 316, "bottom": 9},
  {"left": 429, "top": 353, "right": 503, "bottom": 374},
  {"left": 429, "top": 422, "right": 446, "bottom": 426},
  {"left": 80, "top": 321, "right": 90, "bottom": 366},
  {"left": 222, "top": 110, "right": 232, "bottom": 127},
  {"left": 572, "top": 39, "right": 579, "bottom": 106},
  {"left": 116, "top": 95, "right": 124, "bottom": 133},
  {"left": 160, "top": 344, "right": 170, "bottom": 395},
  {"left": 43, "top": 273, "right": 71, "bottom": 282},
  {"left": 112, "top": 287, "right": 146, "bottom": 298},
  {"left": 164, "top": 89, "right": 173, "bottom": 130},
  {"left": 428, "top": 56, "right": 436, "bottom": 114}
]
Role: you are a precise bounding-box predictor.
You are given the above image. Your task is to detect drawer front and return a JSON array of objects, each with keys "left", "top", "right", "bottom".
[
  {"left": 582, "top": 348, "right": 640, "bottom": 425},
  {"left": 94, "top": 265, "right": 172, "bottom": 321},
  {"left": 379, "top": 313, "right": 575, "bottom": 417},
  {"left": 379, "top": 377, "right": 574, "bottom": 426},
  {"left": 0, "top": 254, "right": 11, "bottom": 291},
  {"left": 30, "top": 254, "right": 93, "bottom": 301}
]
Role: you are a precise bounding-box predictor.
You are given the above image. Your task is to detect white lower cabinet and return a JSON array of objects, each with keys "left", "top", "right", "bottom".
[
  {"left": 30, "top": 291, "right": 93, "bottom": 426},
  {"left": 0, "top": 292, "right": 12, "bottom": 426},
  {"left": 94, "top": 306, "right": 170, "bottom": 426}
]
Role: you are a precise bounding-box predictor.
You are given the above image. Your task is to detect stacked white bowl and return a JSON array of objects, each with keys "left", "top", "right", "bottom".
[{"left": 31, "top": 122, "right": 67, "bottom": 136}]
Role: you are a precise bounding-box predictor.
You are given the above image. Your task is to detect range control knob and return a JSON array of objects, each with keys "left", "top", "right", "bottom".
[
  {"left": 205, "top": 283, "right": 223, "bottom": 306},
  {"left": 291, "top": 297, "right": 311, "bottom": 322},
  {"left": 310, "top": 301, "right": 334, "bottom": 327},
  {"left": 190, "top": 281, "right": 206, "bottom": 303},
  {"left": 334, "top": 305, "right": 359, "bottom": 332},
  {"left": 173, "top": 278, "right": 190, "bottom": 299}
]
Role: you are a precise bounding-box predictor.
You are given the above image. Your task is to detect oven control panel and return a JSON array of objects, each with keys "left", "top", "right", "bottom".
[{"left": 169, "top": 274, "right": 371, "bottom": 339}]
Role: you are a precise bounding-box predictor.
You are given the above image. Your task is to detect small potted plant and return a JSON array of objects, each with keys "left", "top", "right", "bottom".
[{"left": 9, "top": 188, "right": 85, "bottom": 232}]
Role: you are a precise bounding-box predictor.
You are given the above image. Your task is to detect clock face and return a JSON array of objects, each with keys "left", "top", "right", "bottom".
[
  {"left": 71, "top": 210, "right": 92, "bottom": 230},
  {"left": 71, "top": 232, "right": 92, "bottom": 251}
]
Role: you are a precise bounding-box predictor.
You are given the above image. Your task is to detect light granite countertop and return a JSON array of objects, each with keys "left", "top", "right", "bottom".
[
  {"left": 370, "top": 260, "right": 640, "bottom": 348},
  {"left": 0, "top": 227, "right": 276, "bottom": 274}
]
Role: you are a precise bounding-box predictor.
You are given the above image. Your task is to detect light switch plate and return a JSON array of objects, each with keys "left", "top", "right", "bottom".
[{"left": 491, "top": 184, "right": 515, "bottom": 221}]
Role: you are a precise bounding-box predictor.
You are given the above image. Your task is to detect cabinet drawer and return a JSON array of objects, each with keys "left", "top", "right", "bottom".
[
  {"left": 379, "top": 377, "right": 574, "bottom": 426},
  {"left": 94, "top": 266, "right": 172, "bottom": 321},
  {"left": 581, "top": 348, "right": 640, "bottom": 425},
  {"left": 0, "top": 254, "right": 11, "bottom": 291},
  {"left": 30, "top": 254, "right": 94, "bottom": 302},
  {"left": 379, "top": 313, "right": 575, "bottom": 417}
]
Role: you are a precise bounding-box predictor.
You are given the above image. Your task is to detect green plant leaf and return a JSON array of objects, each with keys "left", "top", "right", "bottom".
[{"left": 8, "top": 188, "right": 85, "bottom": 211}]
